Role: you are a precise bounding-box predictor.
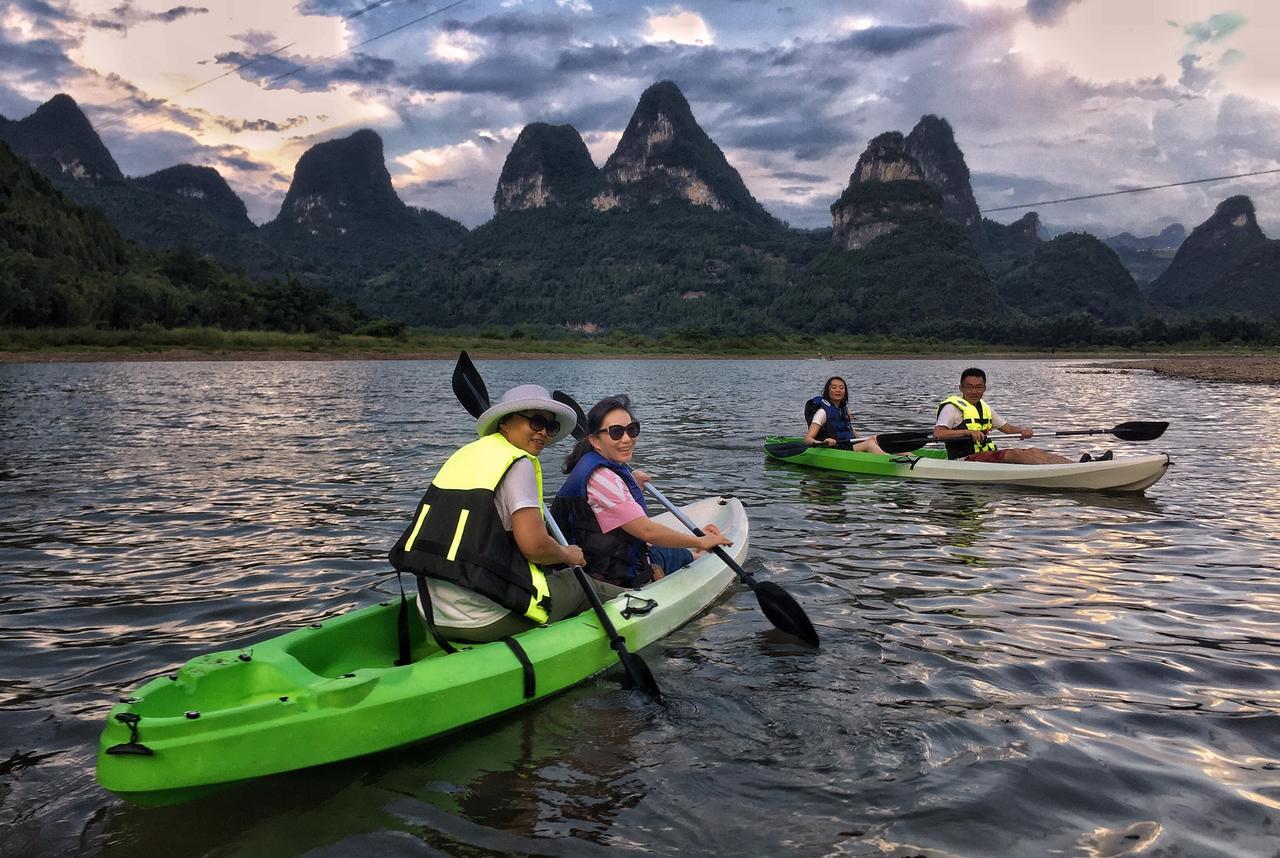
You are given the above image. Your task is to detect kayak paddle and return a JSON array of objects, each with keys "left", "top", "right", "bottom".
[
  {"left": 1043, "top": 420, "right": 1169, "bottom": 441},
  {"left": 874, "top": 421, "right": 1170, "bottom": 455},
  {"left": 643, "top": 481, "right": 819, "bottom": 648},
  {"left": 765, "top": 440, "right": 863, "bottom": 459},
  {"left": 552, "top": 390, "right": 820, "bottom": 648},
  {"left": 449, "top": 352, "right": 662, "bottom": 700}
]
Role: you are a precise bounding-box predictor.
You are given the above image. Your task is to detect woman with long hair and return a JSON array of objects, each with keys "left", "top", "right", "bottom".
[{"left": 803, "top": 375, "right": 886, "bottom": 453}]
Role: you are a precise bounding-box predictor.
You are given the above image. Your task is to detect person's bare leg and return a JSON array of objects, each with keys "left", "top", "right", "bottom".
[
  {"left": 853, "top": 437, "right": 886, "bottom": 455},
  {"left": 1002, "top": 448, "right": 1072, "bottom": 465}
]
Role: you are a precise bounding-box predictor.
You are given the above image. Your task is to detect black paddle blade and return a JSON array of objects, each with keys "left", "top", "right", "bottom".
[
  {"left": 754, "top": 581, "right": 819, "bottom": 647},
  {"left": 1110, "top": 420, "right": 1169, "bottom": 442},
  {"left": 876, "top": 430, "right": 935, "bottom": 455},
  {"left": 552, "top": 390, "right": 589, "bottom": 440},
  {"left": 618, "top": 649, "right": 663, "bottom": 699},
  {"left": 451, "top": 351, "right": 489, "bottom": 418},
  {"left": 764, "top": 441, "right": 811, "bottom": 459}
]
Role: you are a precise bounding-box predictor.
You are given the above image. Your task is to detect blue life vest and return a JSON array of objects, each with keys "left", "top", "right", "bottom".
[
  {"left": 551, "top": 451, "right": 652, "bottom": 586},
  {"left": 805, "top": 396, "right": 854, "bottom": 443}
]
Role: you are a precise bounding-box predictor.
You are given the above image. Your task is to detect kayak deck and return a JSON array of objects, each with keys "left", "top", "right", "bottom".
[
  {"left": 764, "top": 436, "right": 1170, "bottom": 492},
  {"left": 97, "top": 496, "right": 748, "bottom": 806}
]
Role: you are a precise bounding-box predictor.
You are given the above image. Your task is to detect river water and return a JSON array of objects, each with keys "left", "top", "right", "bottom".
[{"left": 1, "top": 357, "right": 1277, "bottom": 857}]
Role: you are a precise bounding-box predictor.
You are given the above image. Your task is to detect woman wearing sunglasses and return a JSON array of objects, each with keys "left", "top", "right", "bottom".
[
  {"left": 390, "top": 384, "right": 628, "bottom": 644},
  {"left": 551, "top": 395, "right": 732, "bottom": 588}
]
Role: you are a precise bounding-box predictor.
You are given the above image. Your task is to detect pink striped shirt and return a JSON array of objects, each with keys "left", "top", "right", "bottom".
[{"left": 586, "top": 467, "right": 646, "bottom": 532}]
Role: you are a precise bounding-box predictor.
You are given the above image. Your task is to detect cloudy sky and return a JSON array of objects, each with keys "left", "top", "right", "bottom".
[{"left": 3, "top": 0, "right": 1278, "bottom": 236}]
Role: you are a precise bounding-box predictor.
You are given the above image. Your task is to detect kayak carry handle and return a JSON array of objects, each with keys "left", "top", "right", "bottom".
[{"left": 106, "top": 712, "right": 154, "bottom": 757}]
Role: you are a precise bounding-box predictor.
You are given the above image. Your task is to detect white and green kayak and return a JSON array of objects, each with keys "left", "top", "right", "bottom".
[
  {"left": 765, "top": 437, "right": 1171, "bottom": 492},
  {"left": 96, "top": 495, "right": 748, "bottom": 807}
]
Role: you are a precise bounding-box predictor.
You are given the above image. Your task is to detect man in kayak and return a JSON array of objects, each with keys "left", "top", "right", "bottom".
[
  {"left": 553, "top": 394, "right": 731, "bottom": 587},
  {"left": 933, "top": 368, "right": 1073, "bottom": 464},
  {"left": 389, "top": 384, "right": 626, "bottom": 644}
]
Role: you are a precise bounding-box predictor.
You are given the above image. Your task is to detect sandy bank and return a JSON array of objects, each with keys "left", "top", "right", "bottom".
[{"left": 1092, "top": 355, "right": 1280, "bottom": 385}]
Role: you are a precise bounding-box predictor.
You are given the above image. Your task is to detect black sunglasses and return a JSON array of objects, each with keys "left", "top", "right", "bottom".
[
  {"left": 595, "top": 421, "right": 640, "bottom": 441},
  {"left": 516, "top": 411, "right": 561, "bottom": 435}
]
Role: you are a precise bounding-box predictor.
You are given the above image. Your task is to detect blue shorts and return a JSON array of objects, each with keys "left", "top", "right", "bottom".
[{"left": 649, "top": 546, "right": 694, "bottom": 576}]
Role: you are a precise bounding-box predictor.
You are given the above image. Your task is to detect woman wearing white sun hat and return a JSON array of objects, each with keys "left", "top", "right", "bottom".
[{"left": 390, "top": 383, "right": 628, "bottom": 644}]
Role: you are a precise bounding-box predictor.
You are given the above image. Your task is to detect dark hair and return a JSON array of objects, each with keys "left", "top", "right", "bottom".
[
  {"left": 960, "top": 367, "right": 986, "bottom": 384},
  {"left": 562, "top": 394, "right": 634, "bottom": 474},
  {"left": 822, "top": 376, "right": 848, "bottom": 409}
]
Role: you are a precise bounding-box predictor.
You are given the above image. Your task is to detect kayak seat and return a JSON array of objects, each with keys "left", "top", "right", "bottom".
[{"left": 287, "top": 599, "right": 431, "bottom": 678}]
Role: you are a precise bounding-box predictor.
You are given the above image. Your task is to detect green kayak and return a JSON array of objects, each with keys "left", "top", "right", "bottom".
[
  {"left": 96, "top": 496, "right": 748, "bottom": 807},
  {"left": 764, "top": 436, "right": 1170, "bottom": 492}
]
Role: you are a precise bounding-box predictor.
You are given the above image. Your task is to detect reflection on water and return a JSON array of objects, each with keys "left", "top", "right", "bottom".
[{"left": 2, "top": 358, "right": 1279, "bottom": 856}]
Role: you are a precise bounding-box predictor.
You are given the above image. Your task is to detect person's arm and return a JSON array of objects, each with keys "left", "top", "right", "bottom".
[
  {"left": 995, "top": 420, "right": 1034, "bottom": 439},
  {"left": 619, "top": 516, "right": 731, "bottom": 551},
  {"left": 510, "top": 507, "right": 584, "bottom": 567},
  {"left": 803, "top": 408, "right": 835, "bottom": 447},
  {"left": 933, "top": 404, "right": 985, "bottom": 444}
]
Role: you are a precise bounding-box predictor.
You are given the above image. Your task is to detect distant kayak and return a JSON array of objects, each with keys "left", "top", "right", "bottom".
[
  {"left": 764, "top": 437, "right": 1171, "bottom": 492},
  {"left": 96, "top": 496, "right": 748, "bottom": 807}
]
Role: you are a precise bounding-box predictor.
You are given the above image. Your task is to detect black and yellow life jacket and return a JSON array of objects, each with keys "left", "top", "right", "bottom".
[
  {"left": 388, "top": 433, "right": 551, "bottom": 623},
  {"left": 936, "top": 395, "right": 997, "bottom": 459}
]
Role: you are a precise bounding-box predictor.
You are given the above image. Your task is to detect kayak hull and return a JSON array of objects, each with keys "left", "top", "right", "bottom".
[
  {"left": 96, "top": 496, "right": 747, "bottom": 806},
  {"left": 764, "top": 437, "right": 1170, "bottom": 492}
]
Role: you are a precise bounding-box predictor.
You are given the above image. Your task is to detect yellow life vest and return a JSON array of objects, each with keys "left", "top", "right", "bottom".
[
  {"left": 389, "top": 433, "right": 552, "bottom": 623},
  {"left": 936, "top": 394, "right": 997, "bottom": 458}
]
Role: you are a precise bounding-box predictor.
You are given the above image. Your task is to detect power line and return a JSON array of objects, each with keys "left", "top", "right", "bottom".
[
  {"left": 95, "top": 0, "right": 468, "bottom": 133},
  {"left": 268, "top": 0, "right": 470, "bottom": 83},
  {"left": 980, "top": 168, "right": 1280, "bottom": 213}
]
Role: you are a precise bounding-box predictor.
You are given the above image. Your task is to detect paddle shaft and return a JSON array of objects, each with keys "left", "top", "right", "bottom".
[
  {"left": 542, "top": 510, "right": 660, "bottom": 699},
  {"left": 642, "top": 483, "right": 760, "bottom": 589},
  {"left": 644, "top": 482, "right": 820, "bottom": 647}
]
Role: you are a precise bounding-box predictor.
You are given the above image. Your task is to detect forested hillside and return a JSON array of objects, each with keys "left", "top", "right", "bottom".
[{"left": 0, "top": 141, "right": 371, "bottom": 332}]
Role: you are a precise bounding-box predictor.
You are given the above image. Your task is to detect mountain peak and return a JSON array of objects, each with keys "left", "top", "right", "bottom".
[
  {"left": 273, "top": 128, "right": 404, "bottom": 230},
  {"left": 494, "top": 123, "right": 597, "bottom": 214},
  {"left": 905, "top": 114, "right": 983, "bottom": 243},
  {"left": 0, "top": 93, "right": 123, "bottom": 184},
  {"left": 593, "top": 80, "right": 775, "bottom": 224},
  {"left": 1149, "top": 195, "right": 1272, "bottom": 310},
  {"left": 830, "top": 131, "right": 940, "bottom": 250},
  {"left": 849, "top": 132, "right": 923, "bottom": 183}
]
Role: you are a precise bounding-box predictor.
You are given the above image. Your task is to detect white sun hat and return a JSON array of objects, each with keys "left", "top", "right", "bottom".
[{"left": 475, "top": 383, "right": 578, "bottom": 445}]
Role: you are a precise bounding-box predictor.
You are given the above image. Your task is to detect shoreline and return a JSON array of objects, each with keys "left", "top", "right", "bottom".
[
  {"left": 1089, "top": 355, "right": 1280, "bottom": 385},
  {"left": 2, "top": 348, "right": 1278, "bottom": 382}
]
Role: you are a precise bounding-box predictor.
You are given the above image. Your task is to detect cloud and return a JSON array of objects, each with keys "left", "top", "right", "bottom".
[
  {"left": 213, "top": 115, "right": 310, "bottom": 133},
  {"left": 1025, "top": 0, "right": 1082, "bottom": 27},
  {"left": 1178, "top": 53, "right": 1214, "bottom": 92},
  {"left": 88, "top": 3, "right": 210, "bottom": 31},
  {"left": 836, "top": 22, "right": 963, "bottom": 55},
  {"left": 644, "top": 7, "right": 713, "bottom": 46},
  {"left": 1183, "top": 11, "right": 1247, "bottom": 46}
]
